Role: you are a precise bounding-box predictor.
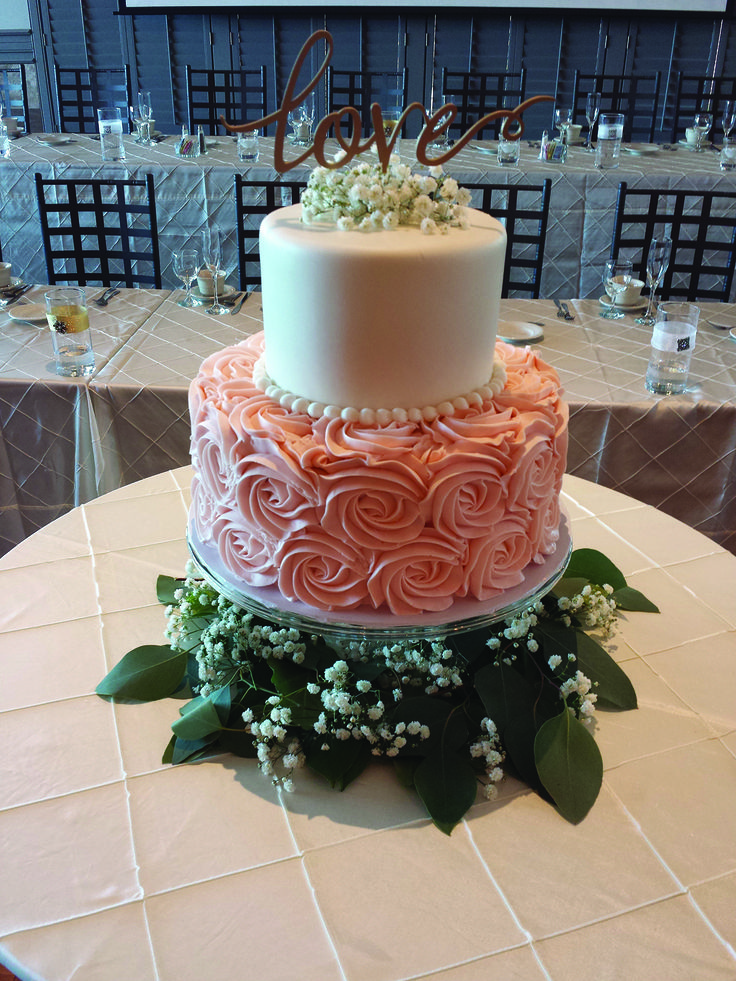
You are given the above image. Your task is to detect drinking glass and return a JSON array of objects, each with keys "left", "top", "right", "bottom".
[
  {"left": 585, "top": 93, "right": 601, "bottom": 150},
  {"left": 636, "top": 237, "right": 672, "bottom": 326},
  {"left": 554, "top": 107, "right": 573, "bottom": 143},
  {"left": 45, "top": 286, "right": 95, "bottom": 376},
  {"left": 172, "top": 249, "right": 199, "bottom": 308},
  {"left": 722, "top": 100, "right": 736, "bottom": 142},
  {"left": 202, "top": 227, "right": 227, "bottom": 315},
  {"left": 137, "top": 90, "right": 153, "bottom": 145},
  {"left": 288, "top": 92, "right": 315, "bottom": 145},
  {"left": 693, "top": 112, "right": 713, "bottom": 151},
  {"left": 601, "top": 259, "right": 633, "bottom": 320}
]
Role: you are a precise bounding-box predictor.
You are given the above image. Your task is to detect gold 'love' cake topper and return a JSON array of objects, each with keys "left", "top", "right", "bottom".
[{"left": 221, "top": 30, "right": 553, "bottom": 173}]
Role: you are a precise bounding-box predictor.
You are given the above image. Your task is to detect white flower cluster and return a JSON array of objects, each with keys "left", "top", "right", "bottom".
[
  {"left": 469, "top": 717, "right": 506, "bottom": 800},
  {"left": 300, "top": 159, "right": 472, "bottom": 233},
  {"left": 557, "top": 583, "right": 617, "bottom": 636},
  {"left": 560, "top": 670, "right": 598, "bottom": 723},
  {"left": 242, "top": 699, "right": 305, "bottom": 791},
  {"left": 380, "top": 639, "right": 465, "bottom": 694}
]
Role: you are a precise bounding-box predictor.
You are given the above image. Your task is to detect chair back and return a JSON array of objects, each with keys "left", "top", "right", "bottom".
[
  {"left": 234, "top": 175, "right": 308, "bottom": 290},
  {"left": 572, "top": 71, "right": 661, "bottom": 143},
  {"left": 34, "top": 172, "right": 162, "bottom": 289},
  {"left": 669, "top": 73, "right": 736, "bottom": 144},
  {"left": 186, "top": 67, "right": 268, "bottom": 135},
  {"left": 327, "top": 67, "right": 407, "bottom": 135},
  {"left": 610, "top": 181, "right": 736, "bottom": 302},
  {"left": 54, "top": 66, "right": 132, "bottom": 133},
  {"left": 461, "top": 179, "right": 552, "bottom": 298},
  {"left": 441, "top": 69, "right": 526, "bottom": 140},
  {"left": 0, "top": 64, "right": 31, "bottom": 134}
]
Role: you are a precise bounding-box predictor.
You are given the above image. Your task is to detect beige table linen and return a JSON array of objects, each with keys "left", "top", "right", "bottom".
[{"left": 0, "top": 468, "right": 735, "bottom": 980}]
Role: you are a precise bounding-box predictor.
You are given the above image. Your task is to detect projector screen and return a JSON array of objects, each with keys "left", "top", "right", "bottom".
[{"left": 119, "top": 0, "right": 730, "bottom": 10}]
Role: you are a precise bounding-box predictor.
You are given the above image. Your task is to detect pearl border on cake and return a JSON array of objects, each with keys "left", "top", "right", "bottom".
[{"left": 252, "top": 354, "right": 508, "bottom": 423}]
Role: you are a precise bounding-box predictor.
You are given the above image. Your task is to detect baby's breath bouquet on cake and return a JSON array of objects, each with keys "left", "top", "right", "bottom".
[
  {"left": 300, "top": 158, "right": 472, "bottom": 234},
  {"left": 98, "top": 548, "right": 657, "bottom": 833}
]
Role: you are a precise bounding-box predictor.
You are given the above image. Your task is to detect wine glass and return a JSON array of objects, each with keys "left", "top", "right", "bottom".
[
  {"left": 722, "top": 100, "right": 736, "bottom": 143},
  {"left": 288, "top": 92, "right": 316, "bottom": 146},
  {"left": 554, "top": 107, "right": 573, "bottom": 143},
  {"left": 601, "top": 259, "right": 633, "bottom": 320},
  {"left": 585, "top": 93, "right": 601, "bottom": 151},
  {"left": 693, "top": 111, "right": 713, "bottom": 151},
  {"left": 636, "top": 237, "right": 672, "bottom": 326},
  {"left": 137, "top": 90, "right": 153, "bottom": 145},
  {"left": 172, "top": 249, "right": 199, "bottom": 308},
  {"left": 202, "top": 227, "right": 227, "bottom": 316}
]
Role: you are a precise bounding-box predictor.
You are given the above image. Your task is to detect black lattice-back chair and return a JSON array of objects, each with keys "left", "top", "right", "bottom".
[
  {"left": 609, "top": 182, "right": 736, "bottom": 302},
  {"left": 234, "top": 175, "right": 308, "bottom": 291},
  {"left": 34, "top": 173, "right": 162, "bottom": 288},
  {"left": 461, "top": 179, "right": 552, "bottom": 298},
  {"left": 571, "top": 71, "right": 661, "bottom": 143},
  {"left": 0, "top": 64, "right": 31, "bottom": 133},
  {"left": 326, "top": 67, "right": 408, "bottom": 135},
  {"left": 186, "top": 66, "right": 268, "bottom": 135},
  {"left": 54, "top": 66, "right": 132, "bottom": 134},
  {"left": 669, "top": 73, "right": 736, "bottom": 144},
  {"left": 441, "top": 69, "right": 526, "bottom": 140}
]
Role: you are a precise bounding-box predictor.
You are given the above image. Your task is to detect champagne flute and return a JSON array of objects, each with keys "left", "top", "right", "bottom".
[
  {"left": 585, "top": 92, "right": 601, "bottom": 151},
  {"left": 693, "top": 111, "right": 712, "bottom": 151},
  {"left": 722, "top": 100, "right": 736, "bottom": 143},
  {"left": 172, "top": 249, "right": 199, "bottom": 308},
  {"left": 202, "top": 227, "right": 227, "bottom": 315},
  {"left": 601, "top": 259, "right": 632, "bottom": 320},
  {"left": 636, "top": 237, "right": 672, "bottom": 326}
]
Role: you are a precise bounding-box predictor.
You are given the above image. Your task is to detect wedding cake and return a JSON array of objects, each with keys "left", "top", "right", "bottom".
[{"left": 189, "top": 163, "right": 568, "bottom": 618}]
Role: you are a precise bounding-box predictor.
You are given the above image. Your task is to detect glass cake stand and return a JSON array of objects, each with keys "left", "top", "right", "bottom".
[{"left": 186, "top": 511, "right": 572, "bottom": 644}]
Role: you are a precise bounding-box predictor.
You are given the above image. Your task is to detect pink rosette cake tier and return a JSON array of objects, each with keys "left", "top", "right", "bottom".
[{"left": 189, "top": 332, "right": 568, "bottom": 618}]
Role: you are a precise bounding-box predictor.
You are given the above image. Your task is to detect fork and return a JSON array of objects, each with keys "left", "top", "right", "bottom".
[{"left": 554, "top": 299, "right": 574, "bottom": 320}]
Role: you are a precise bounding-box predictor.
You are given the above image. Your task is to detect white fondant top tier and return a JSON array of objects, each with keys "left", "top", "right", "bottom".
[{"left": 259, "top": 204, "right": 507, "bottom": 411}]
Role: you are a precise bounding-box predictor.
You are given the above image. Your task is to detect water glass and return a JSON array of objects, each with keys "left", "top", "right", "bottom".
[
  {"left": 595, "top": 113, "right": 624, "bottom": 170},
  {"left": 497, "top": 139, "right": 520, "bottom": 166},
  {"left": 45, "top": 287, "right": 95, "bottom": 376},
  {"left": 237, "top": 131, "right": 259, "bottom": 161},
  {"left": 172, "top": 249, "right": 199, "bottom": 307},
  {"left": 0, "top": 122, "right": 9, "bottom": 159},
  {"left": 646, "top": 301, "right": 699, "bottom": 395},
  {"left": 601, "top": 259, "right": 632, "bottom": 319},
  {"left": 720, "top": 139, "right": 736, "bottom": 171},
  {"left": 693, "top": 112, "right": 713, "bottom": 151},
  {"left": 97, "top": 107, "right": 125, "bottom": 162}
]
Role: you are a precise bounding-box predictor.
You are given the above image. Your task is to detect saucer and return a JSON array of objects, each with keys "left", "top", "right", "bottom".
[
  {"left": 7, "top": 302, "right": 46, "bottom": 323},
  {"left": 598, "top": 294, "right": 647, "bottom": 312},
  {"left": 730, "top": 327, "right": 736, "bottom": 342},
  {"left": 191, "top": 284, "right": 236, "bottom": 303},
  {"left": 0, "top": 277, "right": 25, "bottom": 292},
  {"left": 37, "top": 134, "right": 74, "bottom": 146},
  {"left": 497, "top": 320, "right": 544, "bottom": 344},
  {"left": 706, "top": 317, "right": 736, "bottom": 330},
  {"left": 622, "top": 143, "right": 659, "bottom": 155},
  {"left": 678, "top": 139, "right": 712, "bottom": 150}
]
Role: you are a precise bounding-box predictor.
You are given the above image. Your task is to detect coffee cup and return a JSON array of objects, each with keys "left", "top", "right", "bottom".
[
  {"left": 0, "top": 261, "right": 11, "bottom": 287},
  {"left": 685, "top": 127, "right": 699, "bottom": 145},
  {"left": 606, "top": 277, "right": 644, "bottom": 306},
  {"left": 196, "top": 267, "right": 226, "bottom": 296},
  {"left": 2, "top": 117, "right": 18, "bottom": 136},
  {"left": 566, "top": 123, "right": 583, "bottom": 144}
]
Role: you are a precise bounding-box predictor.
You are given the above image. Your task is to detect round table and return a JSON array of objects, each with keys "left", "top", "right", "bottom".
[{"left": 1, "top": 468, "right": 735, "bottom": 981}]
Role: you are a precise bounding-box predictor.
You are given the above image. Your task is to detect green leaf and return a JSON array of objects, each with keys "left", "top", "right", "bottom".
[
  {"left": 306, "top": 737, "right": 371, "bottom": 790},
  {"left": 96, "top": 645, "right": 187, "bottom": 701},
  {"left": 156, "top": 575, "right": 182, "bottom": 605},
  {"left": 217, "top": 727, "right": 257, "bottom": 758},
  {"left": 413, "top": 750, "right": 478, "bottom": 835},
  {"left": 168, "top": 734, "right": 220, "bottom": 764},
  {"left": 573, "top": 631, "right": 638, "bottom": 710},
  {"left": 392, "top": 756, "right": 419, "bottom": 788},
  {"left": 172, "top": 694, "right": 224, "bottom": 740},
  {"left": 612, "top": 585, "right": 660, "bottom": 613},
  {"left": 390, "top": 696, "right": 468, "bottom": 756},
  {"left": 564, "top": 548, "right": 627, "bottom": 590},
  {"left": 552, "top": 577, "right": 593, "bottom": 600},
  {"left": 534, "top": 708, "right": 603, "bottom": 824},
  {"left": 269, "top": 658, "right": 321, "bottom": 728}
]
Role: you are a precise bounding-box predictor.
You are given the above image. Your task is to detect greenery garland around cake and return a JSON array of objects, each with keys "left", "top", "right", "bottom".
[{"left": 97, "top": 549, "right": 657, "bottom": 834}]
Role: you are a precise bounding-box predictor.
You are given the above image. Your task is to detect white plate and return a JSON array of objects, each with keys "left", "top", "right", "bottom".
[
  {"left": 622, "top": 143, "right": 659, "bottom": 155},
  {"left": 37, "top": 135, "right": 74, "bottom": 146},
  {"left": 190, "top": 284, "right": 236, "bottom": 302},
  {"left": 7, "top": 302, "right": 46, "bottom": 323},
  {"left": 598, "top": 294, "right": 648, "bottom": 312},
  {"left": 497, "top": 320, "right": 544, "bottom": 344},
  {"left": 706, "top": 317, "right": 736, "bottom": 330},
  {"left": 678, "top": 139, "right": 712, "bottom": 150}
]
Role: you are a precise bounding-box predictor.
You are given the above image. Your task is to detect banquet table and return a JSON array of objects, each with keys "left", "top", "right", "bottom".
[
  {"left": 1, "top": 468, "right": 735, "bottom": 981},
  {"left": 2, "top": 133, "right": 736, "bottom": 299}
]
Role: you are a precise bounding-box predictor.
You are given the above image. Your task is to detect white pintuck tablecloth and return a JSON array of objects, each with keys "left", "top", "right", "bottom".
[
  {"left": 2, "top": 134, "right": 736, "bottom": 299},
  {"left": 0, "top": 469, "right": 735, "bottom": 980}
]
